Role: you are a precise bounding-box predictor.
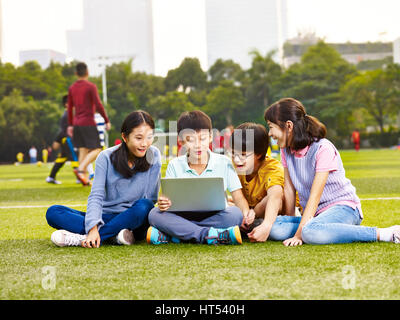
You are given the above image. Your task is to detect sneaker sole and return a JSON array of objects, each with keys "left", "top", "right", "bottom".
[
  {"left": 73, "top": 169, "right": 90, "bottom": 186},
  {"left": 233, "top": 226, "right": 242, "bottom": 245},
  {"left": 50, "top": 231, "right": 63, "bottom": 247},
  {"left": 119, "top": 229, "right": 135, "bottom": 245},
  {"left": 146, "top": 227, "right": 153, "bottom": 244}
]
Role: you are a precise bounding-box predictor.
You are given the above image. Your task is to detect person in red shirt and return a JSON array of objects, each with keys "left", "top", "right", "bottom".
[
  {"left": 351, "top": 129, "right": 360, "bottom": 152},
  {"left": 67, "top": 62, "right": 111, "bottom": 185}
]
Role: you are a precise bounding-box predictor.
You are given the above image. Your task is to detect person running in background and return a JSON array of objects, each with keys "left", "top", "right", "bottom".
[
  {"left": 67, "top": 62, "right": 111, "bottom": 186},
  {"left": 46, "top": 95, "right": 79, "bottom": 185},
  {"left": 95, "top": 112, "right": 107, "bottom": 149},
  {"left": 351, "top": 129, "right": 360, "bottom": 152}
]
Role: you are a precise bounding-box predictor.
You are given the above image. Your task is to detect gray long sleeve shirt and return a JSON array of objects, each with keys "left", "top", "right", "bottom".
[{"left": 85, "top": 145, "right": 161, "bottom": 233}]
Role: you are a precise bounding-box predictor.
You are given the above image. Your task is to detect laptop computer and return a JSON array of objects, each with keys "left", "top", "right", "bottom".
[{"left": 160, "top": 177, "right": 227, "bottom": 212}]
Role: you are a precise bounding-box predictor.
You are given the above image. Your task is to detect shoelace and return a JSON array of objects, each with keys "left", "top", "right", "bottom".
[
  {"left": 64, "top": 233, "right": 85, "bottom": 246},
  {"left": 216, "top": 230, "right": 230, "bottom": 244},
  {"left": 157, "top": 232, "right": 170, "bottom": 244},
  {"left": 205, "top": 230, "right": 231, "bottom": 245},
  {"left": 393, "top": 233, "right": 400, "bottom": 244}
]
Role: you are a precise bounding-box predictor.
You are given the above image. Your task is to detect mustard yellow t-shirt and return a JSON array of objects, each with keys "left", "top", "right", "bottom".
[{"left": 238, "top": 156, "right": 284, "bottom": 207}]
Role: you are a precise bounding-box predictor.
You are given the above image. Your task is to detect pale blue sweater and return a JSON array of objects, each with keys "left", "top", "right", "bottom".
[{"left": 85, "top": 145, "right": 161, "bottom": 233}]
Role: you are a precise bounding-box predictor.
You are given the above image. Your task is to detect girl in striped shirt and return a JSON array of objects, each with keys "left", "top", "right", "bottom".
[{"left": 264, "top": 98, "right": 400, "bottom": 246}]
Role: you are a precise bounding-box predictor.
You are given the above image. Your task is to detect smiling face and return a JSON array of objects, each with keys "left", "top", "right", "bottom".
[
  {"left": 267, "top": 121, "right": 289, "bottom": 149},
  {"left": 180, "top": 129, "right": 212, "bottom": 164},
  {"left": 122, "top": 123, "right": 154, "bottom": 158},
  {"left": 231, "top": 150, "right": 256, "bottom": 175}
]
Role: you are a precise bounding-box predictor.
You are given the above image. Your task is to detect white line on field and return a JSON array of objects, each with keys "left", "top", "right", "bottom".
[
  {"left": 360, "top": 197, "right": 400, "bottom": 201},
  {"left": 1, "top": 197, "right": 400, "bottom": 210},
  {"left": 0, "top": 204, "right": 86, "bottom": 209}
]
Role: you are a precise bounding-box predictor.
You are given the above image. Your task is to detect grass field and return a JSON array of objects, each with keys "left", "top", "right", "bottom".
[{"left": 1, "top": 149, "right": 400, "bottom": 300}]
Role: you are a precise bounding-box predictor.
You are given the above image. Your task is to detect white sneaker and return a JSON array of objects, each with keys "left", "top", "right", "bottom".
[
  {"left": 46, "top": 177, "right": 61, "bottom": 185},
  {"left": 51, "top": 230, "right": 86, "bottom": 247},
  {"left": 392, "top": 226, "right": 400, "bottom": 243},
  {"left": 116, "top": 229, "right": 135, "bottom": 245}
]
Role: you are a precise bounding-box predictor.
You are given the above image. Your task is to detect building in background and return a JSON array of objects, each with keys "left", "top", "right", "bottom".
[
  {"left": 283, "top": 34, "right": 394, "bottom": 68},
  {"left": 394, "top": 37, "right": 400, "bottom": 64},
  {"left": 19, "top": 49, "right": 66, "bottom": 68},
  {"left": 67, "top": 0, "right": 154, "bottom": 76},
  {"left": 205, "top": 0, "right": 288, "bottom": 69}
]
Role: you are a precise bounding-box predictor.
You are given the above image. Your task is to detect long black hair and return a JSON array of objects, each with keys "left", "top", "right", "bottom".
[
  {"left": 110, "top": 110, "right": 155, "bottom": 178},
  {"left": 264, "top": 98, "right": 326, "bottom": 151}
]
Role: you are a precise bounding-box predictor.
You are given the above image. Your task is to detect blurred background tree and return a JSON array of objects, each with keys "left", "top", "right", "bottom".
[{"left": 1, "top": 40, "right": 400, "bottom": 162}]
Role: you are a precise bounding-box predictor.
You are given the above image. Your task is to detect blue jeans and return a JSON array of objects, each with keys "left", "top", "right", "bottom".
[
  {"left": 46, "top": 198, "right": 154, "bottom": 243},
  {"left": 269, "top": 205, "right": 378, "bottom": 244},
  {"left": 148, "top": 206, "right": 243, "bottom": 243}
]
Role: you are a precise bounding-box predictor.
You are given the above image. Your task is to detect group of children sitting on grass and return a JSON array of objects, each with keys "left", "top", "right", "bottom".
[{"left": 46, "top": 97, "right": 400, "bottom": 248}]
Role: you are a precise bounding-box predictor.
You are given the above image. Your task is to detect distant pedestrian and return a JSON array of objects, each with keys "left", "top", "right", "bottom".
[
  {"left": 352, "top": 129, "right": 360, "bottom": 152},
  {"left": 222, "top": 125, "right": 234, "bottom": 152},
  {"left": 16, "top": 152, "right": 24, "bottom": 164},
  {"left": 67, "top": 62, "right": 111, "bottom": 185},
  {"left": 42, "top": 148, "right": 48, "bottom": 163},
  {"left": 46, "top": 95, "right": 79, "bottom": 185},
  {"left": 29, "top": 146, "right": 37, "bottom": 163}
]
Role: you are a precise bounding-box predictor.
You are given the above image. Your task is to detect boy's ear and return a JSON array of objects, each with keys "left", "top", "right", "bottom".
[
  {"left": 255, "top": 153, "right": 264, "bottom": 161},
  {"left": 177, "top": 136, "right": 185, "bottom": 145}
]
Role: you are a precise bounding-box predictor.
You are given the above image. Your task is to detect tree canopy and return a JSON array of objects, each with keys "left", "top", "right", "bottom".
[{"left": 1, "top": 40, "right": 399, "bottom": 162}]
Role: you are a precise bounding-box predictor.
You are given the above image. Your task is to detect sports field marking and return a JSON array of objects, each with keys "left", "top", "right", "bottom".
[
  {"left": 0, "top": 204, "right": 86, "bottom": 209},
  {"left": 360, "top": 197, "right": 400, "bottom": 201},
  {"left": 0, "top": 179, "right": 23, "bottom": 182},
  {"left": 0, "top": 197, "right": 400, "bottom": 210}
]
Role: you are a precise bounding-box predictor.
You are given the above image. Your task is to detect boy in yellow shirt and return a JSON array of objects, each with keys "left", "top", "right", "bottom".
[{"left": 229, "top": 122, "right": 297, "bottom": 242}]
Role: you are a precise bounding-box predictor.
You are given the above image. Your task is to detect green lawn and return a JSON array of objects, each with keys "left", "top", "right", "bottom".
[{"left": 1, "top": 149, "right": 400, "bottom": 300}]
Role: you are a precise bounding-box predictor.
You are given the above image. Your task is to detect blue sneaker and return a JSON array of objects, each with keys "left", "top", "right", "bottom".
[
  {"left": 146, "top": 226, "right": 180, "bottom": 245},
  {"left": 206, "top": 226, "right": 242, "bottom": 245}
]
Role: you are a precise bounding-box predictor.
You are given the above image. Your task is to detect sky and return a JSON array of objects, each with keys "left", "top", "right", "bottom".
[{"left": 1, "top": 0, "right": 400, "bottom": 71}]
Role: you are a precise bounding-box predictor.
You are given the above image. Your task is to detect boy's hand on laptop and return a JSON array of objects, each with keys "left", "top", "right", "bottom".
[{"left": 158, "top": 195, "right": 172, "bottom": 211}]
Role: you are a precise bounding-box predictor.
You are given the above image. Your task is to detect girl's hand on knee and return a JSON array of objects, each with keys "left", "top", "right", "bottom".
[
  {"left": 158, "top": 196, "right": 171, "bottom": 212},
  {"left": 283, "top": 235, "right": 303, "bottom": 247},
  {"left": 83, "top": 226, "right": 101, "bottom": 248}
]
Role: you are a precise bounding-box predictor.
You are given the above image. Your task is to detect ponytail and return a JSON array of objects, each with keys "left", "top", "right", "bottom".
[{"left": 304, "top": 114, "right": 326, "bottom": 142}]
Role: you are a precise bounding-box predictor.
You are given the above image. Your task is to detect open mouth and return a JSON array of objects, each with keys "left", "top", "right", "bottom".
[{"left": 137, "top": 148, "right": 147, "bottom": 153}]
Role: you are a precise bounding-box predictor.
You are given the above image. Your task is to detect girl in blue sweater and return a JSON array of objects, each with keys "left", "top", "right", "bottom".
[{"left": 46, "top": 110, "right": 161, "bottom": 248}]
